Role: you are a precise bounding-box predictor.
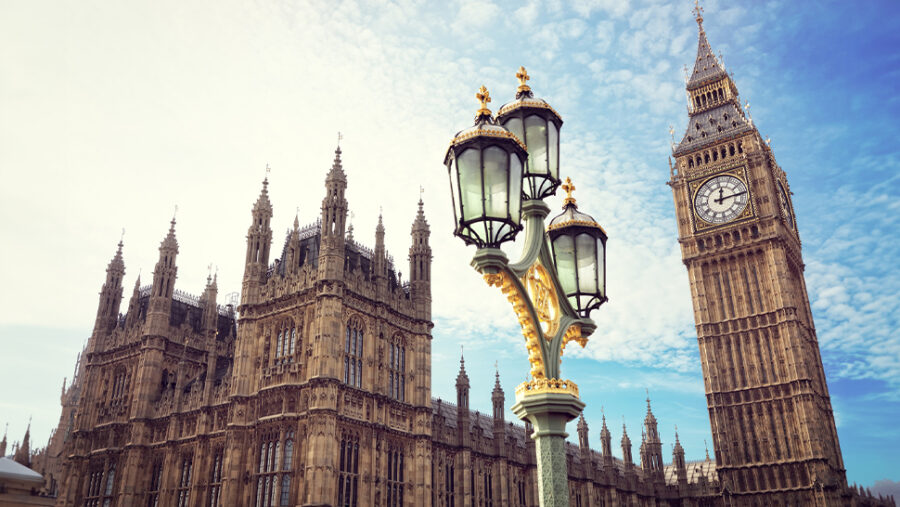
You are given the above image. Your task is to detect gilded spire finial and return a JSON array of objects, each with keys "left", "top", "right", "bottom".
[
  {"left": 516, "top": 66, "right": 531, "bottom": 94},
  {"left": 693, "top": 0, "right": 704, "bottom": 26},
  {"left": 561, "top": 177, "right": 576, "bottom": 206},
  {"left": 476, "top": 85, "right": 492, "bottom": 117}
]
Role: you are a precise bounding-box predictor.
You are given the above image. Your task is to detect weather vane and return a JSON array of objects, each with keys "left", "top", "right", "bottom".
[
  {"left": 693, "top": 0, "right": 704, "bottom": 24},
  {"left": 337, "top": 131, "right": 343, "bottom": 147},
  {"left": 419, "top": 185, "right": 424, "bottom": 200}
]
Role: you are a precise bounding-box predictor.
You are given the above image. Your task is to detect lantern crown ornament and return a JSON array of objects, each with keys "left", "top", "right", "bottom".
[
  {"left": 443, "top": 86, "right": 528, "bottom": 248},
  {"left": 548, "top": 177, "right": 608, "bottom": 317},
  {"left": 497, "top": 67, "right": 564, "bottom": 201}
]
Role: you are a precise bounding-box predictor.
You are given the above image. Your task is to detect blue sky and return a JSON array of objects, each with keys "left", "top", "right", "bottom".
[{"left": 1, "top": 0, "right": 898, "bottom": 491}]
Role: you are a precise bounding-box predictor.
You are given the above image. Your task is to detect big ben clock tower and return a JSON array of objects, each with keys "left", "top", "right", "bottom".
[{"left": 668, "top": 5, "right": 849, "bottom": 505}]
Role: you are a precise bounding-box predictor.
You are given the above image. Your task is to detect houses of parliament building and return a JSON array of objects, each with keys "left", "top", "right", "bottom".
[{"left": 5, "top": 6, "right": 893, "bottom": 507}]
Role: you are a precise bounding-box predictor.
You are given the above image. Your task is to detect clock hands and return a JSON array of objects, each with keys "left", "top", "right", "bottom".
[{"left": 714, "top": 190, "right": 747, "bottom": 205}]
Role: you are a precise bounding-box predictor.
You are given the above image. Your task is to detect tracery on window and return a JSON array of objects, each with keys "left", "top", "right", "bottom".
[
  {"left": 176, "top": 456, "right": 193, "bottom": 507},
  {"left": 388, "top": 334, "right": 406, "bottom": 402},
  {"left": 343, "top": 319, "right": 364, "bottom": 388},
  {"left": 338, "top": 432, "right": 360, "bottom": 507},
  {"left": 274, "top": 320, "right": 299, "bottom": 365},
  {"left": 387, "top": 444, "right": 404, "bottom": 507}
]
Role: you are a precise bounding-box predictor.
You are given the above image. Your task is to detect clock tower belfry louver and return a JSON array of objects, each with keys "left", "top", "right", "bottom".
[{"left": 668, "top": 5, "right": 849, "bottom": 505}]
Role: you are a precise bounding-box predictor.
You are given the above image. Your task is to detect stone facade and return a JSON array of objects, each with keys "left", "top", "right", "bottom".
[
  {"left": 28, "top": 146, "right": 726, "bottom": 507},
  {"left": 666, "top": 7, "right": 892, "bottom": 507}
]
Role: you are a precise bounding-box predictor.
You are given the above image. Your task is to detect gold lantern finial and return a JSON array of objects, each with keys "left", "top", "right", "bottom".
[
  {"left": 693, "top": 0, "right": 704, "bottom": 26},
  {"left": 516, "top": 66, "right": 531, "bottom": 94},
  {"left": 476, "top": 85, "right": 492, "bottom": 116},
  {"left": 561, "top": 177, "right": 576, "bottom": 206}
]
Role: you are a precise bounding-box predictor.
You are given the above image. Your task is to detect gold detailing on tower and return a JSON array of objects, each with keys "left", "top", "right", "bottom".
[
  {"left": 693, "top": 0, "right": 704, "bottom": 25},
  {"left": 561, "top": 177, "right": 576, "bottom": 206},
  {"left": 476, "top": 85, "right": 492, "bottom": 116},
  {"left": 562, "top": 323, "right": 586, "bottom": 350},
  {"left": 496, "top": 99, "right": 561, "bottom": 119},
  {"left": 516, "top": 66, "right": 531, "bottom": 94},
  {"left": 515, "top": 377, "right": 579, "bottom": 400},
  {"left": 484, "top": 271, "right": 546, "bottom": 378},
  {"left": 448, "top": 128, "right": 527, "bottom": 152}
]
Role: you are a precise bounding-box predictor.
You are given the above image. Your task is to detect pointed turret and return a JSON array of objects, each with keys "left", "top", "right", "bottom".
[
  {"left": 243, "top": 177, "right": 273, "bottom": 303},
  {"left": 202, "top": 272, "right": 218, "bottom": 332},
  {"left": 600, "top": 412, "right": 613, "bottom": 468},
  {"left": 491, "top": 367, "right": 504, "bottom": 421},
  {"left": 13, "top": 418, "right": 31, "bottom": 467},
  {"left": 456, "top": 352, "right": 470, "bottom": 447},
  {"left": 641, "top": 393, "right": 665, "bottom": 480},
  {"left": 576, "top": 413, "right": 589, "bottom": 449},
  {"left": 456, "top": 353, "right": 470, "bottom": 409},
  {"left": 621, "top": 421, "right": 633, "bottom": 468},
  {"left": 673, "top": 428, "right": 688, "bottom": 485},
  {"left": 147, "top": 218, "right": 178, "bottom": 333},
  {"left": 373, "top": 212, "right": 386, "bottom": 278},
  {"left": 318, "top": 145, "right": 348, "bottom": 281},
  {"left": 673, "top": 2, "right": 754, "bottom": 159},
  {"left": 1, "top": 423, "right": 7, "bottom": 457},
  {"left": 124, "top": 274, "right": 142, "bottom": 328},
  {"left": 93, "top": 239, "right": 126, "bottom": 337},
  {"left": 408, "top": 197, "right": 432, "bottom": 320}
]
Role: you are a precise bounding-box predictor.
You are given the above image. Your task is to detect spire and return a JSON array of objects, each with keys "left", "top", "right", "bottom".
[
  {"left": 600, "top": 410, "right": 612, "bottom": 458},
  {"left": 705, "top": 439, "right": 711, "bottom": 461},
  {"left": 161, "top": 214, "right": 178, "bottom": 251},
  {"left": 577, "top": 413, "right": 589, "bottom": 449},
  {"left": 492, "top": 363, "right": 505, "bottom": 421},
  {"left": 1, "top": 423, "right": 7, "bottom": 457},
  {"left": 13, "top": 417, "right": 31, "bottom": 467},
  {"left": 327, "top": 142, "right": 346, "bottom": 182},
  {"left": 456, "top": 349, "right": 470, "bottom": 409},
  {"left": 621, "top": 419, "right": 633, "bottom": 466},
  {"left": 687, "top": 1, "right": 727, "bottom": 90}
]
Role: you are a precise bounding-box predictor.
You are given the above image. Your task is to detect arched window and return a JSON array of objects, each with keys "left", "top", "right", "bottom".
[
  {"left": 256, "top": 431, "right": 292, "bottom": 507},
  {"left": 338, "top": 432, "right": 360, "bottom": 507},
  {"left": 176, "top": 456, "right": 192, "bottom": 507},
  {"left": 387, "top": 444, "right": 404, "bottom": 507},
  {"left": 344, "top": 319, "right": 364, "bottom": 388},
  {"left": 388, "top": 335, "right": 406, "bottom": 402},
  {"left": 209, "top": 449, "right": 223, "bottom": 507},
  {"left": 274, "top": 321, "right": 298, "bottom": 365}
]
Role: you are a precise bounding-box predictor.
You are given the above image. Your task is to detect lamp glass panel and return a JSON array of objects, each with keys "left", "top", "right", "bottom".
[
  {"left": 576, "top": 233, "right": 598, "bottom": 293},
  {"left": 457, "top": 148, "right": 483, "bottom": 222},
  {"left": 524, "top": 115, "right": 548, "bottom": 174},
  {"left": 509, "top": 153, "right": 523, "bottom": 224},
  {"left": 548, "top": 121, "right": 559, "bottom": 179},
  {"left": 598, "top": 237, "right": 606, "bottom": 295},
  {"left": 447, "top": 156, "right": 460, "bottom": 226},
  {"left": 483, "top": 146, "right": 509, "bottom": 219},
  {"left": 552, "top": 234, "right": 576, "bottom": 294},
  {"left": 504, "top": 117, "right": 524, "bottom": 145}
]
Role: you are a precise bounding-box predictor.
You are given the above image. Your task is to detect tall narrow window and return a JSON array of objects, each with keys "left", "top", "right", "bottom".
[
  {"left": 518, "top": 478, "right": 526, "bottom": 506},
  {"left": 445, "top": 460, "right": 455, "bottom": 507},
  {"left": 147, "top": 461, "right": 163, "bottom": 507},
  {"left": 102, "top": 464, "right": 116, "bottom": 507},
  {"left": 343, "top": 320, "right": 363, "bottom": 388},
  {"left": 483, "top": 468, "right": 493, "bottom": 507},
  {"left": 389, "top": 336, "right": 406, "bottom": 402},
  {"left": 256, "top": 433, "right": 281, "bottom": 507},
  {"left": 280, "top": 431, "right": 294, "bottom": 506},
  {"left": 176, "top": 456, "right": 193, "bottom": 507},
  {"left": 275, "top": 322, "right": 296, "bottom": 365},
  {"left": 85, "top": 468, "right": 104, "bottom": 507},
  {"left": 387, "top": 445, "right": 404, "bottom": 507},
  {"left": 338, "top": 433, "right": 360, "bottom": 507},
  {"left": 209, "top": 449, "right": 223, "bottom": 507}
]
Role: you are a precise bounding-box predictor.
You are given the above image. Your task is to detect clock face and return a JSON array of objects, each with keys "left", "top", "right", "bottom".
[
  {"left": 694, "top": 174, "right": 749, "bottom": 224},
  {"left": 777, "top": 181, "right": 794, "bottom": 229}
]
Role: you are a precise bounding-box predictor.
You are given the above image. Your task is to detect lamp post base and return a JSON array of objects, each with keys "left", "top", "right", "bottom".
[{"left": 511, "top": 392, "right": 585, "bottom": 507}]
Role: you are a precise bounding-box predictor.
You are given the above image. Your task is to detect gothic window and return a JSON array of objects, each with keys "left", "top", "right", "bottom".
[
  {"left": 209, "top": 449, "right": 223, "bottom": 507},
  {"left": 274, "top": 321, "right": 297, "bottom": 365},
  {"left": 483, "top": 467, "right": 494, "bottom": 507},
  {"left": 338, "top": 433, "right": 360, "bottom": 507},
  {"left": 386, "top": 444, "right": 404, "bottom": 507},
  {"left": 176, "top": 456, "right": 193, "bottom": 507},
  {"left": 444, "top": 459, "right": 455, "bottom": 506},
  {"left": 111, "top": 368, "right": 129, "bottom": 404},
  {"left": 85, "top": 469, "right": 104, "bottom": 507},
  {"left": 343, "top": 319, "right": 364, "bottom": 388},
  {"left": 85, "top": 461, "right": 116, "bottom": 507},
  {"left": 147, "top": 461, "right": 163, "bottom": 507},
  {"left": 388, "top": 336, "right": 406, "bottom": 402},
  {"left": 256, "top": 434, "right": 280, "bottom": 507},
  {"left": 280, "top": 431, "right": 294, "bottom": 506},
  {"left": 517, "top": 477, "right": 526, "bottom": 506}
]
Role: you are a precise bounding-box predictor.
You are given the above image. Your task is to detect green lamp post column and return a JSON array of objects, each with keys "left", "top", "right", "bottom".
[{"left": 443, "top": 69, "right": 608, "bottom": 507}]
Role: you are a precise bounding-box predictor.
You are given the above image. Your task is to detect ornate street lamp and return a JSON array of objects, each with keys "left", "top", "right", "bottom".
[
  {"left": 548, "top": 178, "right": 608, "bottom": 317},
  {"left": 443, "top": 70, "right": 608, "bottom": 507}
]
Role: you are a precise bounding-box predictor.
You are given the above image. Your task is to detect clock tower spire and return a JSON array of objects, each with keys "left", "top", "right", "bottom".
[{"left": 668, "top": 5, "right": 848, "bottom": 505}]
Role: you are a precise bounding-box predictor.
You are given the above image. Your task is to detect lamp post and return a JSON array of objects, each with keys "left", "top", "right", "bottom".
[{"left": 443, "top": 68, "right": 608, "bottom": 507}]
